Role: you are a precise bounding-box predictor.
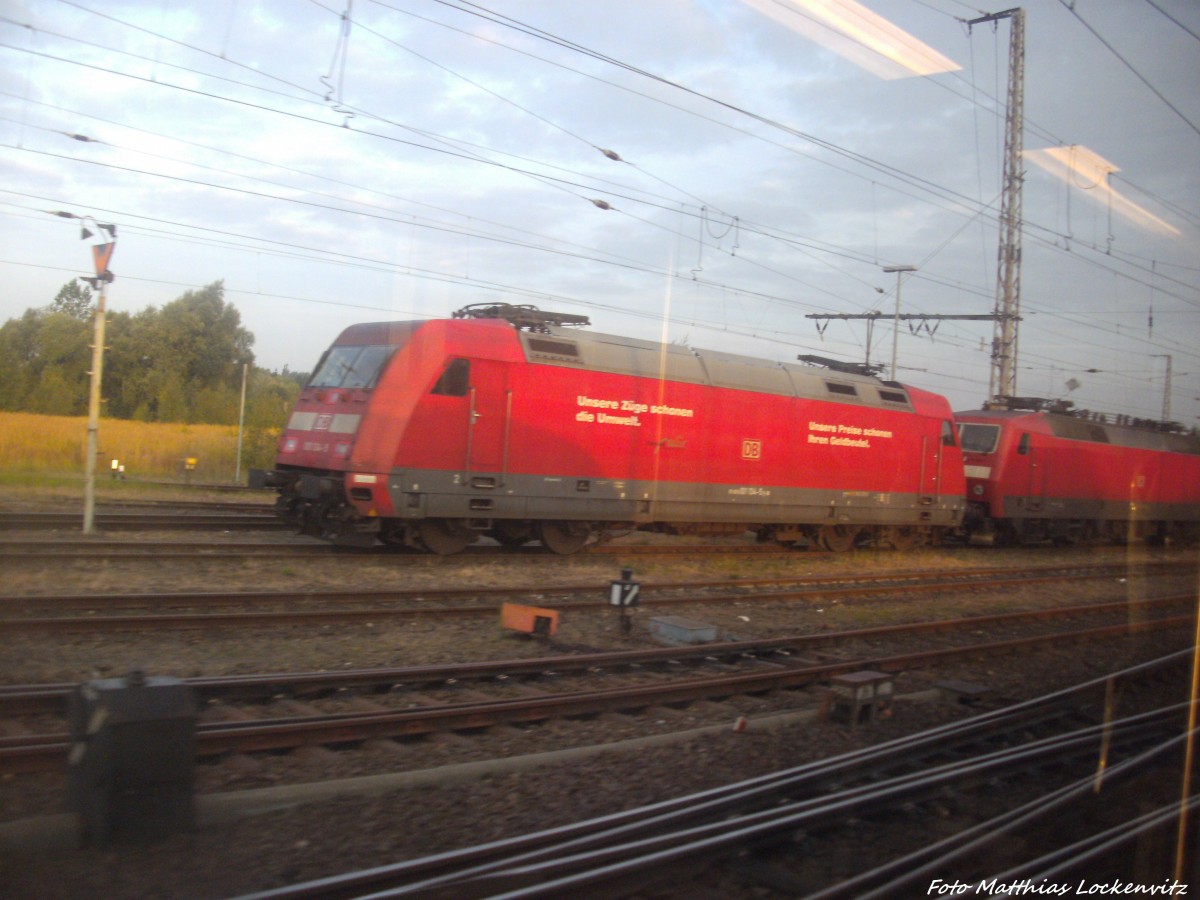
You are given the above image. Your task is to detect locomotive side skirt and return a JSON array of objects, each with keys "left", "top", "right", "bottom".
[
  {"left": 383, "top": 468, "right": 962, "bottom": 529},
  {"left": 994, "top": 495, "right": 1200, "bottom": 523}
]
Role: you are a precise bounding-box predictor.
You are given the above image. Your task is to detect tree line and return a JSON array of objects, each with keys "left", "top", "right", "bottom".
[{"left": 0, "top": 280, "right": 305, "bottom": 431}]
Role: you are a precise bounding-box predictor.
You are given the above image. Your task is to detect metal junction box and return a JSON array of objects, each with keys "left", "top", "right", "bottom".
[
  {"left": 67, "top": 671, "right": 197, "bottom": 846},
  {"left": 648, "top": 616, "right": 718, "bottom": 645}
]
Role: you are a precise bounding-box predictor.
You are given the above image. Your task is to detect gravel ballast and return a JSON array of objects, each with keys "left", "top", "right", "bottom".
[{"left": 1, "top": 498, "right": 1194, "bottom": 899}]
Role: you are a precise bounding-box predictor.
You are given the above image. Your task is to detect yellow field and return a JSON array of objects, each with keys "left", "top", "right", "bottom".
[{"left": 0, "top": 411, "right": 276, "bottom": 483}]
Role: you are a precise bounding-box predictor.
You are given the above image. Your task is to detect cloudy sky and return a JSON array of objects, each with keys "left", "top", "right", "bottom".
[{"left": 2, "top": 0, "right": 1197, "bottom": 423}]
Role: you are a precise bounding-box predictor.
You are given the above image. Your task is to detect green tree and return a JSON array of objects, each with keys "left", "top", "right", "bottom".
[
  {"left": 158, "top": 281, "right": 254, "bottom": 387},
  {"left": 29, "top": 367, "right": 79, "bottom": 415},
  {"left": 192, "top": 384, "right": 239, "bottom": 425},
  {"left": 34, "top": 312, "right": 91, "bottom": 413},
  {"left": 0, "top": 310, "right": 41, "bottom": 408},
  {"left": 91, "top": 280, "right": 254, "bottom": 424},
  {"left": 154, "top": 371, "right": 190, "bottom": 423},
  {"left": 278, "top": 365, "right": 310, "bottom": 389},
  {"left": 246, "top": 370, "right": 302, "bottom": 428},
  {"left": 47, "top": 280, "right": 95, "bottom": 320},
  {"left": 0, "top": 279, "right": 302, "bottom": 436},
  {"left": 0, "top": 309, "right": 91, "bottom": 413}
]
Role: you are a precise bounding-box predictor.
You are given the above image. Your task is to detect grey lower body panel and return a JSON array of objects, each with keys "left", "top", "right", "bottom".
[
  {"left": 1002, "top": 495, "right": 1200, "bottom": 523},
  {"left": 386, "top": 469, "right": 962, "bottom": 529}
]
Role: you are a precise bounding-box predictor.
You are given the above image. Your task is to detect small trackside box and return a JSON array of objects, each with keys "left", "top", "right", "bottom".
[
  {"left": 501, "top": 603, "right": 559, "bottom": 636},
  {"left": 67, "top": 671, "right": 197, "bottom": 846}
]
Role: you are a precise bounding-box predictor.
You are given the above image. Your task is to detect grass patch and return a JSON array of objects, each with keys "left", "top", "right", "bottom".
[{"left": 0, "top": 411, "right": 274, "bottom": 483}]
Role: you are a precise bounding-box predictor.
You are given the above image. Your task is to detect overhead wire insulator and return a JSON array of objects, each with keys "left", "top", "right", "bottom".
[
  {"left": 599, "top": 148, "right": 622, "bottom": 161},
  {"left": 590, "top": 199, "right": 613, "bottom": 210}
]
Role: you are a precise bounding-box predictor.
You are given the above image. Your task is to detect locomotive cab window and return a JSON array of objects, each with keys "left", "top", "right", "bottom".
[
  {"left": 958, "top": 423, "right": 1000, "bottom": 454},
  {"left": 941, "top": 420, "right": 956, "bottom": 447},
  {"left": 309, "top": 344, "right": 395, "bottom": 389},
  {"left": 431, "top": 358, "right": 470, "bottom": 397}
]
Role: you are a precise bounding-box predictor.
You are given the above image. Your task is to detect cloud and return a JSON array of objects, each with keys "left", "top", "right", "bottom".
[{"left": 0, "top": 0, "right": 1196, "bottom": 423}]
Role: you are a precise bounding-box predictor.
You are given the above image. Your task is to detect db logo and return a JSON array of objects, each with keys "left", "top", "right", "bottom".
[
  {"left": 313, "top": 414, "right": 333, "bottom": 432},
  {"left": 741, "top": 439, "right": 762, "bottom": 460}
]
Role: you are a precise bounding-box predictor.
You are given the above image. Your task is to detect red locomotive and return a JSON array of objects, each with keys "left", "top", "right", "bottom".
[
  {"left": 956, "top": 400, "right": 1200, "bottom": 545},
  {"left": 252, "top": 304, "right": 966, "bottom": 553}
]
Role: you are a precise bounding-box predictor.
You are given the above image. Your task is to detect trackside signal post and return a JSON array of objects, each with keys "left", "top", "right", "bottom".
[
  {"left": 610, "top": 568, "right": 640, "bottom": 636},
  {"left": 54, "top": 212, "right": 116, "bottom": 535}
]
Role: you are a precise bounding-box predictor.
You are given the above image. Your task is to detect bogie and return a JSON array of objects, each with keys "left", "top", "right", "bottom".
[
  {"left": 417, "top": 519, "right": 476, "bottom": 555},
  {"left": 819, "top": 524, "right": 860, "bottom": 553},
  {"left": 538, "top": 520, "right": 592, "bottom": 555}
]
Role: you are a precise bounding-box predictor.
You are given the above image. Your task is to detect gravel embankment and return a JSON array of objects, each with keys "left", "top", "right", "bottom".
[{"left": 0, "top": 501, "right": 1193, "bottom": 899}]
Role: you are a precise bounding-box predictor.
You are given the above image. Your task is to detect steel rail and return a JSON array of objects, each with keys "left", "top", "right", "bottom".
[
  {"left": 0, "top": 540, "right": 341, "bottom": 559},
  {"left": 421, "top": 712, "right": 1189, "bottom": 900},
  {"left": 0, "top": 593, "right": 1193, "bottom": 716},
  {"left": 229, "top": 658, "right": 1195, "bottom": 900},
  {"left": 109, "top": 480, "right": 265, "bottom": 494},
  {"left": 807, "top": 731, "right": 1197, "bottom": 899},
  {"left": 0, "top": 512, "right": 286, "bottom": 531},
  {"left": 973, "top": 793, "right": 1200, "bottom": 891},
  {"left": 0, "top": 615, "right": 1192, "bottom": 775},
  {"left": 0, "top": 534, "right": 1173, "bottom": 560},
  {"left": 194, "top": 611, "right": 1191, "bottom": 751},
  {"left": 1, "top": 562, "right": 1191, "bottom": 632},
  {"left": 87, "top": 499, "right": 273, "bottom": 512},
  {"left": 216, "top": 652, "right": 1196, "bottom": 898},
  {"left": 0, "top": 539, "right": 798, "bottom": 559}
]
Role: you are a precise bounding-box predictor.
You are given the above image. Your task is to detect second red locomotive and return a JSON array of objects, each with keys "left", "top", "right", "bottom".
[
  {"left": 956, "top": 400, "right": 1200, "bottom": 545},
  {"left": 252, "top": 304, "right": 967, "bottom": 552}
]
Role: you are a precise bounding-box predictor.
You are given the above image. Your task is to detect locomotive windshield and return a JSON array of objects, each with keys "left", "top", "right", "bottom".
[
  {"left": 958, "top": 423, "right": 1000, "bottom": 454},
  {"left": 308, "top": 344, "right": 395, "bottom": 389}
]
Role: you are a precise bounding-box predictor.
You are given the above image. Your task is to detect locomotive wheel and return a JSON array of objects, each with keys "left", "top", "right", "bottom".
[
  {"left": 417, "top": 519, "right": 474, "bottom": 555},
  {"left": 881, "top": 525, "right": 918, "bottom": 551},
  {"left": 993, "top": 521, "right": 1020, "bottom": 547},
  {"left": 820, "top": 524, "right": 860, "bottom": 553},
  {"left": 538, "top": 520, "right": 591, "bottom": 555},
  {"left": 274, "top": 495, "right": 305, "bottom": 526}
]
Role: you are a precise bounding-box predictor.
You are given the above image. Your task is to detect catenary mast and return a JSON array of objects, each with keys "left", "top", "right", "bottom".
[{"left": 969, "top": 8, "right": 1026, "bottom": 406}]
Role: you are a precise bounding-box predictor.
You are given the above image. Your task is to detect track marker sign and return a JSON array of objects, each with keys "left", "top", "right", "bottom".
[
  {"left": 92, "top": 242, "right": 115, "bottom": 275},
  {"left": 610, "top": 568, "right": 640, "bottom": 638}
]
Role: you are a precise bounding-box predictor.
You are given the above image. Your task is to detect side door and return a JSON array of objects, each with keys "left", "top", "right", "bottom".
[
  {"left": 466, "top": 359, "right": 511, "bottom": 479},
  {"left": 920, "top": 419, "right": 957, "bottom": 502},
  {"left": 1019, "top": 432, "right": 1045, "bottom": 511}
]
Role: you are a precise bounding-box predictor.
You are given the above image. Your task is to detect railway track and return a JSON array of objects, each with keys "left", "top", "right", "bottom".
[
  {"left": 0, "top": 511, "right": 288, "bottom": 531},
  {"left": 2, "top": 590, "right": 1192, "bottom": 714},
  {"left": 1, "top": 600, "right": 1192, "bottom": 775},
  {"left": 0, "top": 536, "right": 1164, "bottom": 561},
  {"left": 70, "top": 498, "right": 273, "bottom": 512},
  {"left": 0, "top": 539, "right": 340, "bottom": 560},
  {"left": 3, "top": 509, "right": 1187, "bottom": 561},
  {"left": 226, "top": 650, "right": 1197, "bottom": 899},
  {"left": 0, "top": 560, "right": 1192, "bottom": 633},
  {"left": 0, "top": 536, "right": 800, "bottom": 560}
]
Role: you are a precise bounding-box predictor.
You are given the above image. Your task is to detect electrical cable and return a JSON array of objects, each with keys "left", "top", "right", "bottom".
[
  {"left": 3, "top": 3, "right": 1196, "bottom": 415},
  {"left": 1056, "top": 0, "right": 1200, "bottom": 139}
]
